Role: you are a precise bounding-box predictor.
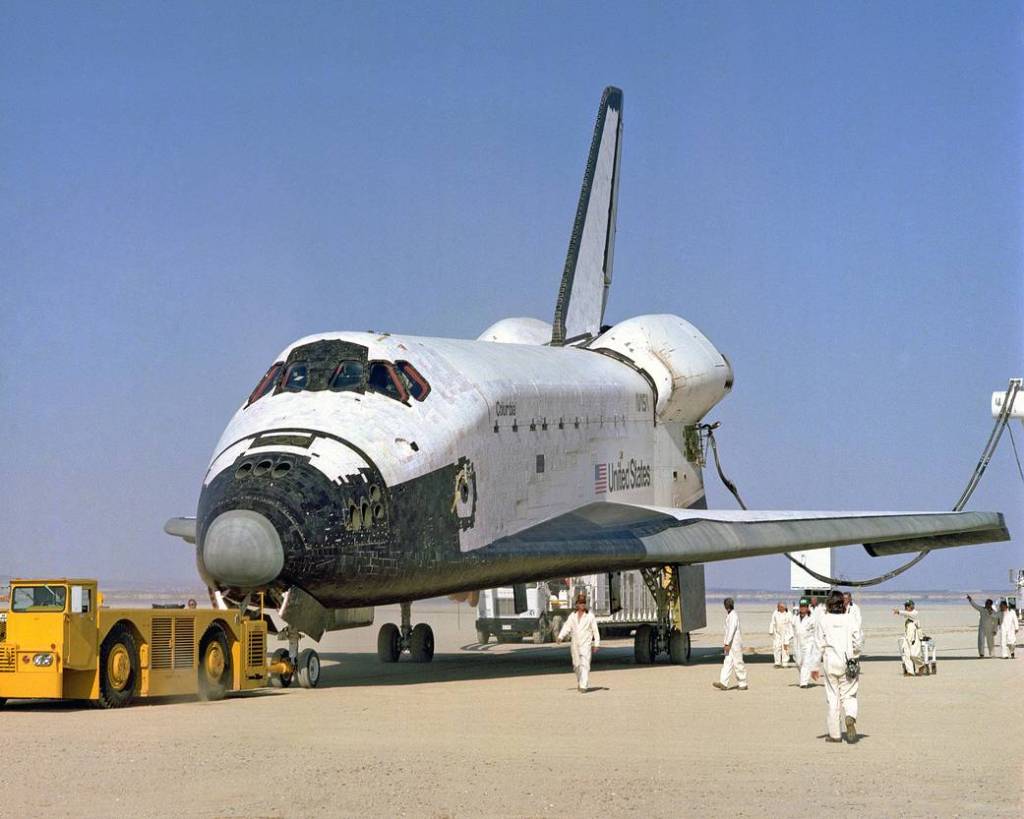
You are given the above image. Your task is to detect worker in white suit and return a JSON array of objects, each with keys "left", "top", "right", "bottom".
[
  {"left": 893, "top": 600, "right": 924, "bottom": 675},
  {"left": 793, "top": 598, "right": 818, "bottom": 688},
  {"left": 810, "top": 595, "right": 827, "bottom": 628},
  {"left": 997, "top": 601, "right": 1018, "bottom": 659},
  {"left": 769, "top": 602, "right": 794, "bottom": 667},
  {"left": 556, "top": 593, "right": 600, "bottom": 692},
  {"left": 843, "top": 592, "right": 862, "bottom": 630},
  {"left": 966, "top": 595, "right": 999, "bottom": 657},
  {"left": 816, "top": 590, "right": 864, "bottom": 743},
  {"left": 713, "top": 597, "right": 748, "bottom": 690}
]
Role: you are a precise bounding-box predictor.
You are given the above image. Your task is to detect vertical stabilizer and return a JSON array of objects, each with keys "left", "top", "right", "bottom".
[{"left": 552, "top": 87, "right": 624, "bottom": 346}]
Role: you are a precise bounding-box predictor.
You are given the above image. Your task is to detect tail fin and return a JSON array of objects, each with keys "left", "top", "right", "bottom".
[{"left": 552, "top": 86, "right": 624, "bottom": 346}]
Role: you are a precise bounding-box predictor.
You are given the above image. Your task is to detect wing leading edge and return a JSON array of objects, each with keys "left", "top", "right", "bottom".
[{"left": 468, "top": 504, "right": 1008, "bottom": 586}]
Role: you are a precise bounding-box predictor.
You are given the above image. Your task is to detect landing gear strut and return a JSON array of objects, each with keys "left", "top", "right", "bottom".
[
  {"left": 634, "top": 566, "right": 692, "bottom": 665},
  {"left": 377, "top": 602, "right": 435, "bottom": 663}
]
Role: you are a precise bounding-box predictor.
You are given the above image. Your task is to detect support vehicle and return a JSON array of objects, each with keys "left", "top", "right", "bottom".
[{"left": 0, "top": 578, "right": 313, "bottom": 708}]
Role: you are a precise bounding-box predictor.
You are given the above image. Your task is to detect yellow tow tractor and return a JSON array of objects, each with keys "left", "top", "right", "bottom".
[{"left": 0, "top": 578, "right": 305, "bottom": 708}]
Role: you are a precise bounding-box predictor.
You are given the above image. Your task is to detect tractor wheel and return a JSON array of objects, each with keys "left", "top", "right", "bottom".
[
  {"left": 98, "top": 624, "right": 140, "bottom": 708},
  {"left": 409, "top": 623, "right": 435, "bottom": 662},
  {"left": 476, "top": 628, "right": 490, "bottom": 644},
  {"left": 197, "top": 626, "right": 231, "bottom": 701}
]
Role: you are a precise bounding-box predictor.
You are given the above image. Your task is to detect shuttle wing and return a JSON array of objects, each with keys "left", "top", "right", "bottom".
[
  {"left": 474, "top": 503, "right": 1008, "bottom": 582},
  {"left": 552, "top": 86, "right": 623, "bottom": 346}
]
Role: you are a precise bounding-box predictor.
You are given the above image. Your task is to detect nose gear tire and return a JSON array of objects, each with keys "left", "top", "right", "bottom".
[{"left": 296, "top": 648, "right": 321, "bottom": 688}]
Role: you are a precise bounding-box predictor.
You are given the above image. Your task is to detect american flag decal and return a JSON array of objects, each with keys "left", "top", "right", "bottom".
[{"left": 594, "top": 463, "right": 608, "bottom": 494}]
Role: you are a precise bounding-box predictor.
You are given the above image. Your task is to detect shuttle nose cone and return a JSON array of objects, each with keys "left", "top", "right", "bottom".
[{"left": 201, "top": 510, "right": 284, "bottom": 588}]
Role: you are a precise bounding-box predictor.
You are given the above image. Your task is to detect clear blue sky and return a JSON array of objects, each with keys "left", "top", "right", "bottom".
[{"left": 2, "top": 3, "right": 1021, "bottom": 590}]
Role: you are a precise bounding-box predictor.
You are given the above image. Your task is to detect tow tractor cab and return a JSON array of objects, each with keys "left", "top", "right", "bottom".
[{"left": 0, "top": 578, "right": 302, "bottom": 708}]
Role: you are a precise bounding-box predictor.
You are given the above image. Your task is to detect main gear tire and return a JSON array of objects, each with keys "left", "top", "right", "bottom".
[
  {"left": 296, "top": 648, "right": 321, "bottom": 688},
  {"left": 409, "top": 623, "right": 434, "bottom": 663},
  {"left": 197, "top": 626, "right": 231, "bottom": 702},
  {"left": 634, "top": 624, "right": 656, "bottom": 665},
  {"left": 669, "top": 631, "right": 691, "bottom": 664},
  {"left": 98, "top": 623, "right": 140, "bottom": 709},
  {"left": 377, "top": 623, "right": 401, "bottom": 662}
]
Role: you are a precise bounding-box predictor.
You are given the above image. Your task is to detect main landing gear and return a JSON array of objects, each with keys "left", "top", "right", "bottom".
[
  {"left": 377, "top": 602, "right": 435, "bottom": 663},
  {"left": 634, "top": 566, "right": 693, "bottom": 666}
]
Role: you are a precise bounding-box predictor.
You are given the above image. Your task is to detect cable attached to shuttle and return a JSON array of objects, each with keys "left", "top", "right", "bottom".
[{"left": 700, "top": 377, "right": 1022, "bottom": 588}]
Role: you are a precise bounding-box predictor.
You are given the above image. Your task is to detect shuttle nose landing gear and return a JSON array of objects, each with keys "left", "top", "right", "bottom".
[
  {"left": 269, "top": 630, "right": 321, "bottom": 688},
  {"left": 377, "top": 602, "right": 435, "bottom": 663}
]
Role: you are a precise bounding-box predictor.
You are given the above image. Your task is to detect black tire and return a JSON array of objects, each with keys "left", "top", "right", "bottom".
[
  {"left": 98, "top": 623, "right": 140, "bottom": 708},
  {"left": 296, "top": 648, "right": 321, "bottom": 688},
  {"left": 409, "top": 623, "right": 434, "bottom": 662},
  {"left": 377, "top": 623, "right": 401, "bottom": 662},
  {"left": 269, "top": 647, "right": 293, "bottom": 688},
  {"left": 0, "top": 698, "right": 6, "bottom": 709},
  {"left": 669, "top": 631, "right": 691, "bottom": 664},
  {"left": 634, "top": 624, "right": 655, "bottom": 665},
  {"left": 476, "top": 628, "right": 490, "bottom": 644},
  {"left": 635, "top": 624, "right": 656, "bottom": 664},
  {"left": 197, "top": 626, "right": 231, "bottom": 702},
  {"left": 532, "top": 620, "right": 548, "bottom": 644}
]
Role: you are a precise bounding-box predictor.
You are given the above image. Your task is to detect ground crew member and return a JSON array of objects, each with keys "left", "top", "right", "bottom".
[
  {"left": 893, "top": 600, "right": 924, "bottom": 675},
  {"left": 816, "top": 590, "right": 863, "bottom": 743},
  {"left": 843, "top": 592, "right": 862, "bottom": 630},
  {"left": 769, "top": 602, "right": 794, "bottom": 667},
  {"left": 793, "top": 597, "right": 817, "bottom": 688},
  {"left": 997, "top": 601, "right": 1018, "bottom": 659},
  {"left": 966, "top": 595, "right": 999, "bottom": 657},
  {"left": 713, "top": 597, "right": 748, "bottom": 690},
  {"left": 810, "top": 595, "right": 827, "bottom": 629},
  {"left": 556, "top": 593, "right": 600, "bottom": 692}
]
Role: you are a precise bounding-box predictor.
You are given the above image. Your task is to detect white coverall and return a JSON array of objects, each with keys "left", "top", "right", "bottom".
[
  {"left": 969, "top": 601, "right": 999, "bottom": 657},
  {"left": 769, "top": 609, "right": 794, "bottom": 666},
  {"left": 719, "top": 609, "right": 748, "bottom": 689},
  {"left": 815, "top": 611, "right": 864, "bottom": 740},
  {"left": 847, "top": 601, "right": 862, "bottom": 631},
  {"left": 999, "top": 609, "right": 1019, "bottom": 659},
  {"left": 896, "top": 609, "right": 924, "bottom": 674},
  {"left": 557, "top": 610, "right": 600, "bottom": 690},
  {"left": 793, "top": 612, "right": 817, "bottom": 686}
]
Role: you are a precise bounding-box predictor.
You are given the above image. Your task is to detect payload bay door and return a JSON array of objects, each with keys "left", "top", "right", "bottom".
[{"left": 789, "top": 549, "right": 832, "bottom": 592}]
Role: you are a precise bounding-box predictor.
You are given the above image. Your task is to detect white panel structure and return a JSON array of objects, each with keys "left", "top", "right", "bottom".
[{"left": 789, "top": 548, "right": 832, "bottom": 591}]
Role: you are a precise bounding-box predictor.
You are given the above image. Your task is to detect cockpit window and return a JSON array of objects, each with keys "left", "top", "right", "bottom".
[
  {"left": 367, "top": 361, "right": 408, "bottom": 402},
  {"left": 330, "top": 360, "right": 365, "bottom": 392},
  {"left": 395, "top": 360, "right": 430, "bottom": 401},
  {"left": 247, "top": 362, "right": 283, "bottom": 407},
  {"left": 282, "top": 363, "right": 309, "bottom": 392}
]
